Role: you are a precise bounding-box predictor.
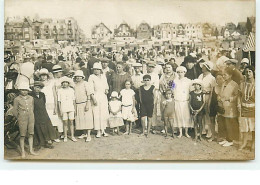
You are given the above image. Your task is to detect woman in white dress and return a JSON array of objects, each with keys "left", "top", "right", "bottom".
[
  {"left": 173, "top": 66, "right": 193, "bottom": 138},
  {"left": 39, "top": 68, "right": 63, "bottom": 138},
  {"left": 88, "top": 62, "right": 109, "bottom": 138}
]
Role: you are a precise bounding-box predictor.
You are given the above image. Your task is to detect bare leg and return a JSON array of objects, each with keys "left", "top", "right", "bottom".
[
  {"left": 20, "top": 136, "right": 25, "bottom": 158},
  {"left": 239, "top": 132, "right": 248, "bottom": 150},
  {"left": 208, "top": 117, "right": 216, "bottom": 141},
  {"left": 164, "top": 118, "right": 168, "bottom": 137},
  {"left": 140, "top": 117, "right": 146, "bottom": 135},
  {"left": 169, "top": 119, "right": 175, "bottom": 138},
  {"left": 124, "top": 121, "right": 129, "bottom": 134},
  {"left": 29, "top": 134, "right": 38, "bottom": 155},
  {"left": 63, "top": 120, "right": 68, "bottom": 138},
  {"left": 129, "top": 122, "right": 132, "bottom": 135},
  {"left": 185, "top": 128, "right": 190, "bottom": 138},
  {"left": 177, "top": 128, "right": 183, "bottom": 138},
  {"left": 147, "top": 117, "right": 152, "bottom": 137},
  {"left": 69, "top": 120, "right": 75, "bottom": 138}
]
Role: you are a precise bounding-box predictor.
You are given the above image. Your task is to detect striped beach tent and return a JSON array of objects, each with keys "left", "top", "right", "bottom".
[{"left": 243, "top": 32, "right": 255, "bottom": 52}]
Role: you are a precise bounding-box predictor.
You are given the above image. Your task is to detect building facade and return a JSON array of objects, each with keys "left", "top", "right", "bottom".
[
  {"left": 136, "top": 22, "right": 152, "bottom": 39},
  {"left": 91, "top": 22, "right": 113, "bottom": 40}
]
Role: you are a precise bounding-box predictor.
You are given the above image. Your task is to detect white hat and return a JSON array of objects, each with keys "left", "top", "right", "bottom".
[
  {"left": 73, "top": 70, "right": 85, "bottom": 79},
  {"left": 39, "top": 68, "right": 50, "bottom": 76},
  {"left": 60, "top": 76, "right": 73, "bottom": 85},
  {"left": 127, "top": 58, "right": 136, "bottom": 64},
  {"left": 17, "top": 82, "right": 31, "bottom": 91},
  {"left": 190, "top": 53, "right": 197, "bottom": 58},
  {"left": 133, "top": 63, "right": 143, "bottom": 67},
  {"left": 202, "top": 61, "right": 214, "bottom": 71},
  {"left": 52, "top": 65, "right": 63, "bottom": 73},
  {"left": 156, "top": 58, "right": 165, "bottom": 65},
  {"left": 110, "top": 91, "right": 119, "bottom": 99},
  {"left": 92, "top": 62, "right": 102, "bottom": 70},
  {"left": 192, "top": 79, "right": 203, "bottom": 87},
  {"left": 241, "top": 58, "right": 249, "bottom": 64},
  {"left": 176, "top": 66, "right": 187, "bottom": 73}
]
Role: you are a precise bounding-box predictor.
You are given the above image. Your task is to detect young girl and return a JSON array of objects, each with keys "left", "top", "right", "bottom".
[
  {"left": 13, "top": 82, "right": 38, "bottom": 158},
  {"left": 57, "top": 76, "right": 76, "bottom": 142},
  {"left": 120, "top": 80, "right": 136, "bottom": 135},
  {"left": 108, "top": 91, "right": 124, "bottom": 135},
  {"left": 161, "top": 89, "right": 175, "bottom": 138},
  {"left": 189, "top": 79, "right": 205, "bottom": 142}
]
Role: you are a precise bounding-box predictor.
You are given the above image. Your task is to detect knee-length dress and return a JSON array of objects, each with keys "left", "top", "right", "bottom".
[
  {"left": 74, "top": 81, "right": 94, "bottom": 130},
  {"left": 41, "top": 79, "right": 63, "bottom": 132},
  {"left": 88, "top": 74, "right": 109, "bottom": 130},
  {"left": 173, "top": 77, "right": 193, "bottom": 128},
  {"left": 108, "top": 100, "right": 124, "bottom": 128}
]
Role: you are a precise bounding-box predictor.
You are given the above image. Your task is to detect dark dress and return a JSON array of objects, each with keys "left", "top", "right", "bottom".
[
  {"left": 30, "top": 92, "right": 58, "bottom": 146},
  {"left": 190, "top": 91, "right": 204, "bottom": 116},
  {"left": 140, "top": 85, "right": 155, "bottom": 117}
]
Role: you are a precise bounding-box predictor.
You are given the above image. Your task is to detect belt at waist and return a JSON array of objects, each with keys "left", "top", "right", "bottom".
[
  {"left": 242, "top": 102, "right": 255, "bottom": 108},
  {"left": 122, "top": 104, "right": 132, "bottom": 107},
  {"left": 76, "top": 101, "right": 87, "bottom": 104}
]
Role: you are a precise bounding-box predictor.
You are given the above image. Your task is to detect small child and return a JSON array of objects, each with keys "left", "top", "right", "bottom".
[
  {"left": 189, "top": 79, "right": 205, "bottom": 142},
  {"left": 57, "top": 76, "right": 76, "bottom": 142},
  {"left": 13, "top": 82, "right": 38, "bottom": 158},
  {"left": 120, "top": 80, "right": 136, "bottom": 135},
  {"left": 139, "top": 74, "right": 155, "bottom": 137},
  {"left": 161, "top": 89, "right": 175, "bottom": 138},
  {"left": 108, "top": 91, "right": 124, "bottom": 135}
]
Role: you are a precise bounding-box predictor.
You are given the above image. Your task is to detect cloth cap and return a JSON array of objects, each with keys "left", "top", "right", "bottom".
[
  {"left": 93, "top": 62, "right": 102, "bottom": 70},
  {"left": 73, "top": 70, "right": 85, "bottom": 79},
  {"left": 241, "top": 58, "right": 249, "bottom": 64},
  {"left": 33, "top": 81, "right": 44, "bottom": 88},
  {"left": 192, "top": 79, "right": 203, "bottom": 87},
  {"left": 110, "top": 91, "right": 119, "bottom": 99}
]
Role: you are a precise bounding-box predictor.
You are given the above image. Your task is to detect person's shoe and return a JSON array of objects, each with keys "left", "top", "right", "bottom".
[
  {"left": 202, "top": 130, "right": 206, "bottom": 135},
  {"left": 64, "top": 137, "right": 68, "bottom": 142},
  {"left": 44, "top": 144, "right": 54, "bottom": 149},
  {"left": 78, "top": 134, "right": 86, "bottom": 139},
  {"left": 34, "top": 145, "right": 41, "bottom": 151},
  {"left": 71, "top": 137, "right": 77, "bottom": 142},
  {"left": 206, "top": 133, "right": 212, "bottom": 138},
  {"left": 29, "top": 151, "right": 39, "bottom": 156},
  {"left": 123, "top": 132, "right": 129, "bottom": 135},
  {"left": 96, "top": 134, "right": 101, "bottom": 138},
  {"left": 177, "top": 134, "right": 182, "bottom": 138},
  {"left": 185, "top": 134, "right": 191, "bottom": 138},
  {"left": 152, "top": 130, "right": 157, "bottom": 134},
  {"left": 21, "top": 152, "right": 26, "bottom": 159},
  {"left": 102, "top": 132, "right": 108, "bottom": 137},
  {"left": 85, "top": 137, "right": 91, "bottom": 142},
  {"left": 223, "top": 142, "right": 233, "bottom": 147},
  {"left": 161, "top": 129, "right": 165, "bottom": 133},
  {"left": 60, "top": 135, "right": 65, "bottom": 139},
  {"left": 219, "top": 140, "right": 227, "bottom": 145},
  {"left": 54, "top": 139, "right": 60, "bottom": 143}
]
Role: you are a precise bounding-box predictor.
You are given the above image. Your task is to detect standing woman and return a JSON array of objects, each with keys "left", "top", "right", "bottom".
[
  {"left": 39, "top": 68, "right": 61, "bottom": 142},
  {"left": 218, "top": 68, "right": 239, "bottom": 147},
  {"left": 110, "top": 62, "right": 131, "bottom": 94},
  {"left": 173, "top": 66, "right": 193, "bottom": 138},
  {"left": 88, "top": 63, "right": 109, "bottom": 138},
  {"left": 74, "top": 70, "right": 94, "bottom": 142},
  {"left": 238, "top": 66, "right": 255, "bottom": 150}
]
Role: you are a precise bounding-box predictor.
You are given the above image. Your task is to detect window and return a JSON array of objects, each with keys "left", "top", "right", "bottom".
[
  {"left": 193, "top": 31, "right": 195, "bottom": 33},
  {"left": 24, "top": 28, "right": 29, "bottom": 32},
  {"left": 24, "top": 34, "right": 29, "bottom": 39}
]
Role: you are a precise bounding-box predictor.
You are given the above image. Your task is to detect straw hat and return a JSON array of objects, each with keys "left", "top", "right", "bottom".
[
  {"left": 52, "top": 65, "right": 63, "bottom": 73},
  {"left": 132, "top": 63, "right": 142, "bottom": 67},
  {"left": 241, "top": 58, "right": 249, "bottom": 64},
  {"left": 73, "top": 70, "right": 85, "bottom": 79},
  {"left": 202, "top": 61, "right": 214, "bottom": 71}
]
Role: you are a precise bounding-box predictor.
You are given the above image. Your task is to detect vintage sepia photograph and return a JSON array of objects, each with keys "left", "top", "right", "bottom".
[{"left": 3, "top": 0, "right": 255, "bottom": 160}]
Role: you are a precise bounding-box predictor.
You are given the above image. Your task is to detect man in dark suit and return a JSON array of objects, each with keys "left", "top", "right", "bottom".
[{"left": 87, "top": 51, "right": 99, "bottom": 74}]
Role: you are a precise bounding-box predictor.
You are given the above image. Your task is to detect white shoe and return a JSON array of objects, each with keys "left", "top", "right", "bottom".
[
  {"left": 219, "top": 140, "right": 228, "bottom": 145},
  {"left": 102, "top": 132, "right": 108, "bottom": 137},
  {"left": 78, "top": 134, "right": 86, "bottom": 139},
  {"left": 54, "top": 139, "right": 60, "bottom": 143},
  {"left": 223, "top": 142, "right": 233, "bottom": 147},
  {"left": 96, "top": 134, "right": 101, "bottom": 138},
  {"left": 206, "top": 133, "right": 212, "bottom": 138},
  {"left": 64, "top": 137, "right": 68, "bottom": 142},
  {"left": 85, "top": 137, "right": 91, "bottom": 142},
  {"left": 161, "top": 129, "right": 165, "bottom": 133},
  {"left": 60, "top": 135, "right": 65, "bottom": 139},
  {"left": 71, "top": 137, "right": 77, "bottom": 142}
]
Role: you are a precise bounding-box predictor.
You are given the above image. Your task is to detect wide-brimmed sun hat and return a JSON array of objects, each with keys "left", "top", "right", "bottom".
[
  {"left": 192, "top": 79, "right": 203, "bottom": 87},
  {"left": 17, "top": 82, "right": 31, "bottom": 91},
  {"left": 38, "top": 68, "right": 50, "bottom": 76},
  {"left": 110, "top": 91, "right": 119, "bottom": 99},
  {"left": 60, "top": 76, "right": 73, "bottom": 85}
]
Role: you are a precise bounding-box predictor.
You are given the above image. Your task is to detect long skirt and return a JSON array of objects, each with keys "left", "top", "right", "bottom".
[
  {"left": 75, "top": 103, "right": 94, "bottom": 130},
  {"left": 34, "top": 121, "right": 59, "bottom": 146},
  {"left": 46, "top": 103, "right": 63, "bottom": 132},
  {"left": 173, "top": 100, "right": 193, "bottom": 128},
  {"left": 223, "top": 117, "right": 239, "bottom": 142},
  {"left": 92, "top": 92, "right": 109, "bottom": 130}
]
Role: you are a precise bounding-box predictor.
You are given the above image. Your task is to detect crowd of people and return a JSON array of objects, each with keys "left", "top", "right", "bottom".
[{"left": 4, "top": 46, "right": 255, "bottom": 158}]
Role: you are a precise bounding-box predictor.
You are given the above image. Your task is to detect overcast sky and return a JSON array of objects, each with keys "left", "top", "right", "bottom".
[{"left": 5, "top": 0, "right": 255, "bottom": 37}]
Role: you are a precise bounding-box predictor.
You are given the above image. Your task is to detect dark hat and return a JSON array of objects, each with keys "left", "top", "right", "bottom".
[
  {"left": 33, "top": 81, "right": 44, "bottom": 88},
  {"left": 143, "top": 74, "right": 151, "bottom": 80},
  {"left": 92, "top": 51, "right": 97, "bottom": 56},
  {"left": 47, "top": 55, "right": 53, "bottom": 60},
  {"left": 100, "top": 57, "right": 110, "bottom": 63}
]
